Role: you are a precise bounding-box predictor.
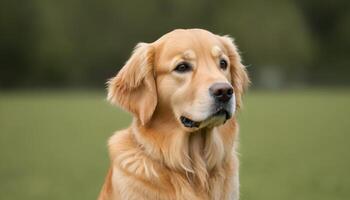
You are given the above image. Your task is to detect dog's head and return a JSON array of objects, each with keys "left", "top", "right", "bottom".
[{"left": 108, "top": 29, "right": 249, "bottom": 131}]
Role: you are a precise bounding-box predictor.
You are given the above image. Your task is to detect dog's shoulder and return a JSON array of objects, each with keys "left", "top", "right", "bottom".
[
  {"left": 108, "top": 128, "right": 161, "bottom": 180},
  {"left": 108, "top": 129, "right": 130, "bottom": 158}
]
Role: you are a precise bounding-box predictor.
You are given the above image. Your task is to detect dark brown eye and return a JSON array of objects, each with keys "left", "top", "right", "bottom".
[
  {"left": 219, "top": 59, "right": 228, "bottom": 70},
  {"left": 174, "top": 62, "right": 192, "bottom": 73}
]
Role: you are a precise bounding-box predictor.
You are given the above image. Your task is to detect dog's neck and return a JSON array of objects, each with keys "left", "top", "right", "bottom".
[{"left": 132, "top": 114, "right": 237, "bottom": 190}]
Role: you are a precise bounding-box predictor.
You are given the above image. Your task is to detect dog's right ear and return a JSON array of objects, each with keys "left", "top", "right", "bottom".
[{"left": 107, "top": 43, "right": 157, "bottom": 126}]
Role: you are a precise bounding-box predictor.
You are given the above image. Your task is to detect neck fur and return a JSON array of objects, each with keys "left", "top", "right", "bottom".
[{"left": 132, "top": 118, "right": 226, "bottom": 190}]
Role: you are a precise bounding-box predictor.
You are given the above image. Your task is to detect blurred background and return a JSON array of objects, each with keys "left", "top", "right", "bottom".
[{"left": 0, "top": 0, "right": 349, "bottom": 199}]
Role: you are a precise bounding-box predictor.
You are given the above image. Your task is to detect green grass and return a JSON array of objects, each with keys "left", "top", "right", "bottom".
[{"left": 0, "top": 90, "right": 349, "bottom": 200}]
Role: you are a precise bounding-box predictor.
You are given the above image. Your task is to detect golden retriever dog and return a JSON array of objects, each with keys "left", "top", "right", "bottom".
[{"left": 98, "top": 29, "right": 249, "bottom": 200}]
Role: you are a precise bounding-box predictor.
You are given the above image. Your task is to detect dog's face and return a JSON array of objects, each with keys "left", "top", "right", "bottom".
[
  {"left": 155, "top": 30, "right": 241, "bottom": 130},
  {"left": 108, "top": 29, "right": 249, "bottom": 131}
]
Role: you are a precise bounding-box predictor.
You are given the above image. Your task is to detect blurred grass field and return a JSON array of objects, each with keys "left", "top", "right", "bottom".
[{"left": 0, "top": 90, "right": 349, "bottom": 200}]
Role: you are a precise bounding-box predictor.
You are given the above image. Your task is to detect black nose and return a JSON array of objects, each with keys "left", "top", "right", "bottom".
[{"left": 209, "top": 83, "right": 233, "bottom": 103}]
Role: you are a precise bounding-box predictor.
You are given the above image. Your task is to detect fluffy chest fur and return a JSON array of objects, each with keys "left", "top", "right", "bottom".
[{"left": 105, "top": 120, "right": 239, "bottom": 200}]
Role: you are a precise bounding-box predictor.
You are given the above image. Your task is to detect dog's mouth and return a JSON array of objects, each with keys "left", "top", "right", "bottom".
[
  {"left": 180, "top": 116, "right": 201, "bottom": 128},
  {"left": 180, "top": 108, "right": 231, "bottom": 128}
]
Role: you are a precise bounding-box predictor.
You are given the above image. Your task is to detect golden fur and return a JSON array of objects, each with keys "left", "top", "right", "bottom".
[{"left": 98, "top": 29, "right": 249, "bottom": 200}]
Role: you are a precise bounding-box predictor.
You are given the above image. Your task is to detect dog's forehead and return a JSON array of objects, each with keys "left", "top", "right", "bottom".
[{"left": 155, "top": 29, "right": 224, "bottom": 58}]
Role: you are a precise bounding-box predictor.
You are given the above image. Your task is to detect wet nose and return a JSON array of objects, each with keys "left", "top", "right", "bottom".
[{"left": 209, "top": 83, "right": 233, "bottom": 103}]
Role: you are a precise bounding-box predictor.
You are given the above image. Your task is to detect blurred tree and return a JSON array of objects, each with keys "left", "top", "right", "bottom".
[
  {"left": 295, "top": 0, "right": 350, "bottom": 85},
  {"left": 0, "top": 0, "right": 38, "bottom": 88}
]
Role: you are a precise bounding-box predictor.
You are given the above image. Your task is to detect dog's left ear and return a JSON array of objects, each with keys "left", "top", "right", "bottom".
[
  {"left": 218, "top": 35, "right": 250, "bottom": 109},
  {"left": 107, "top": 43, "right": 157, "bottom": 125}
]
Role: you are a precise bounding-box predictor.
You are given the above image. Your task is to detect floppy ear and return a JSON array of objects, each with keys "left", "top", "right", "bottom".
[
  {"left": 107, "top": 43, "right": 157, "bottom": 125},
  {"left": 218, "top": 35, "right": 250, "bottom": 109}
]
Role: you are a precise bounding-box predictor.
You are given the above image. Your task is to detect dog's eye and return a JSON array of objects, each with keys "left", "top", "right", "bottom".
[
  {"left": 174, "top": 62, "right": 192, "bottom": 73},
  {"left": 219, "top": 59, "right": 228, "bottom": 70}
]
